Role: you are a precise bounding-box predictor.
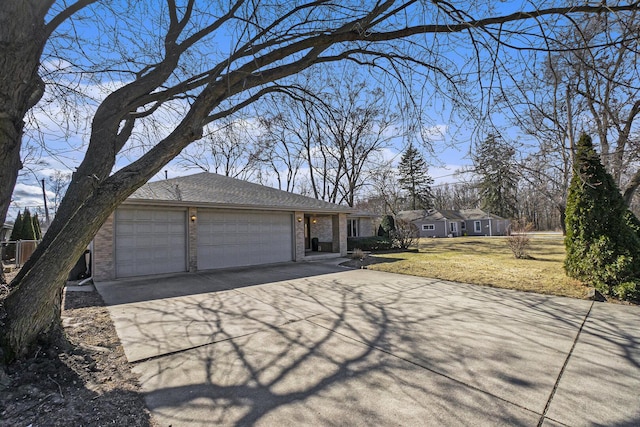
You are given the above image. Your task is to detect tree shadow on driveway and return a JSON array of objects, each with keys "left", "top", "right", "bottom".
[{"left": 96, "top": 265, "right": 640, "bottom": 426}]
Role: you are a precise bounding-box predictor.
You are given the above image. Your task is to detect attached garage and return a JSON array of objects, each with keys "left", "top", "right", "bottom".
[
  {"left": 197, "top": 210, "right": 293, "bottom": 270},
  {"left": 92, "top": 172, "right": 352, "bottom": 281},
  {"left": 114, "top": 208, "right": 187, "bottom": 278}
]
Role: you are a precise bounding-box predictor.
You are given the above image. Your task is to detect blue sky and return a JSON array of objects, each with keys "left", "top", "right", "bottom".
[{"left": 8, "top": 0, "right": 553, "bottom": 222}]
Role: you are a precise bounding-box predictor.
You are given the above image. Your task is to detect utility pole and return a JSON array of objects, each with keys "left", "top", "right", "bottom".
[{"left": 41, "top": 179, "right": 50, "bottom": 224}]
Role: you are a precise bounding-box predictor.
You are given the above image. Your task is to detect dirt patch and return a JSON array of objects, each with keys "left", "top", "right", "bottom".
[{"left": 0, "top": 287, "right": 155, "bottom": 426}]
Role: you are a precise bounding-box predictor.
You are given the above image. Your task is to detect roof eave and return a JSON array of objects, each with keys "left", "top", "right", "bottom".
[{"left": 121, "top": 198, "right": 354, "bottom": 214}]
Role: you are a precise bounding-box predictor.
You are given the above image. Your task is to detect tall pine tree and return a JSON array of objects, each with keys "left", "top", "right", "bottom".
[
  {"left": 397, "top": 143, "right": 434, "bottom": 210},
  {"left": 472, "top": 134, "right": 518, "bottom": 218},
  {"left": 565, "top": 134, "right": 640, "bottom": 300}
]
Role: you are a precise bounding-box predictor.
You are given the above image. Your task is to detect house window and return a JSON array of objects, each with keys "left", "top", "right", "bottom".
[
  {"left": 474, "top": 221, "right": 481, "bottom": 232},
  {"left": 422, "top": 224, "right": 435, "bottom": 231},
  {"left": 450, "top": 222, "right": 457, "bottom": 232},
  {"left": 461, "top": 222, "right": 466, "bottom": 230},
  {"left": 347, "top": 219, "right": 360, "bottom": 237}
]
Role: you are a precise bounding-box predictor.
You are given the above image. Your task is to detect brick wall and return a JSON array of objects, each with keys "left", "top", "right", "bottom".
[
  {"left": 309, "top": 215, "right": 333, "bottom": 241},
  {"left": 333, "top": 214, "right": 347, "bottom": 255},
  {"left": 359, "top": 217, "right": 376, "bottom": 237},
  {"left": 93, "top": 213, "right": 115, "bottom": 281},
  {"left": 188, "top": 207, "right": 197, "bottom": 272},
  {"left": 294, "top": 211, "right": 305, "bottom": 260}
]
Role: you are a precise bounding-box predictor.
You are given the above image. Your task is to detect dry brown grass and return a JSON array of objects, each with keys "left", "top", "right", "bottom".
[{"left": 366, "top": 234, "right": 590, "bottom": 299}]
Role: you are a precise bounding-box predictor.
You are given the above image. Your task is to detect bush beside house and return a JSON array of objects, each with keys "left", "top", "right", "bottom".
[{"left": 347, "top": 236, "right": 393, "bottom": 251}]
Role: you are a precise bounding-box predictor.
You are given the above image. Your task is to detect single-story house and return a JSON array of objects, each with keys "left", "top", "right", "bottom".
[
  {"left": 398, "top": 208, "right": 510, "bottom": 238},
  {"left": 93, "top": 172, "right": 355, "bottom": 280},
  {"left": 346, "top": 211, "right": 378, "bottom": 239}
]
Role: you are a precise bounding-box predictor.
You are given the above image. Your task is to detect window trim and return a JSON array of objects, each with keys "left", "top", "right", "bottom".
[
  {"left": 474, "top": 221, "right": 482, "bottom": 232},
  {"left": 347, "top": 218, "right": 360, "bottom": 237}
]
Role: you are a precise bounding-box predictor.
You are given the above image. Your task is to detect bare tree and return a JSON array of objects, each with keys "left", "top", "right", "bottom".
[
  {"left": 506, "top": 11, "right": 640, "bottom": 210},
  {"left": 367, "top": 162, "right": 405, "bottom": 215},
  {"left": 257, "top": 71, "right": 399, "bottom": 206},
  {"left": 1, "top": 1, "right": 638, "bottom": 361},
  {"left": 48, "top": 171, "right": 71, "bottom": 218},
  {"left": 432, "top": 182, "right": 480, "bottom": 211},
  {"left": 254, "top": 87, "right": 320, "bottom": 192},
  {"left": 317, "top": 78, "right": 398, "bottom": 207},
  {"left": 178, "top": 117, "right": 264, "bottom": 180}
]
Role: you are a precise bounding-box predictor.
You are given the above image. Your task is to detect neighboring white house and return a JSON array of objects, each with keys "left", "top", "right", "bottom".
[
  {"left": 398, "top": 208, "right": 511, "bottom": 238},
  {"left": 93, "top": 172, "right": 355, "bottom": 281}
]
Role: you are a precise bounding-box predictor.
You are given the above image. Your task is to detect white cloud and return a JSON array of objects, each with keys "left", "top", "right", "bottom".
[
  {"left": 422, "top": 124, "right": 448, "bottom": 142},
  {"left": 430, "top": 165, "right": 472, "bottom": 185}
]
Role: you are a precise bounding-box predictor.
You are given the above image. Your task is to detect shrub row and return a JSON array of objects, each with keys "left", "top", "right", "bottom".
[{"left": 347, "top": 236, "right": 393, "bottom": 252}]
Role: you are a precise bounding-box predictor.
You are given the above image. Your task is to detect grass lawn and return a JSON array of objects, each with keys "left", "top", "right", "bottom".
[{"left": 366, "top": 234, "right": 590, "bottom": 300}]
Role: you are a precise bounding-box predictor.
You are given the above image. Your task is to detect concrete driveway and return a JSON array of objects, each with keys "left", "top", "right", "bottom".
[{"left": 95, "top": 261, "right": 640, "bottom": 426}]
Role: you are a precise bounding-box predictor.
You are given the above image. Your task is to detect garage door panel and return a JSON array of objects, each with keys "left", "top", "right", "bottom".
[
  {"left": 115, "top": 208, "right": 187, "bottom": 278},
  {"left": 197, "top": 210, "right": 293, "bottom": 270}
]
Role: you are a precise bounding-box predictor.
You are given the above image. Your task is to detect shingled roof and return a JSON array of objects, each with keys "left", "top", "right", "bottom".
[
  {"left": 398, "top": 208, "right": 507, "bottom": 221},
  {"left": 125, "top": 172, "right": 353, "bottom": 213}
]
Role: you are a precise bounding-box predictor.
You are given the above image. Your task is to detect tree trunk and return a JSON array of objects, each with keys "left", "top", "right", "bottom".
[
  {"left": 623, "top": 170, "right": 640, "bottom": 207},
  {"left": 1, "top": 179, "right": 122, "bottom": 361},
  {"left": 0, "top": 2, "right": 49, "bottom": 291},
  {"left": 1, "top": 113, "right": 203, "bottom": 361},
  {"left": 0, "top": 2, "right": 48, "bottom": 221},
  {"left": 557, "top": 203, "right": 566, "bottom": 236}
]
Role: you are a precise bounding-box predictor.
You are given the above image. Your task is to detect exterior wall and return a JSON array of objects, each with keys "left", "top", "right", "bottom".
[
  {"left": 463, "top": 219, "right": 511, "bottom": 236},
  {"left": 411, "top": 213, "right": 511, "bottom": 239},
  {"left": 415, "top": 220, "right": 447, "bottom": 238},
  {"left": 294, "top": 211, "right": 305, "bottom": 261},
  {"left": 310, "top": 216, "right": 333, "bottom": 242},
  {"left": 93, "top": 212, "right": 115, "bottom": 281},
  {"left": 358, "top": 217, "right": 376, "bottom": 237},
  {"left": 335, "top": 213, "right": 347, "bottom": 256},
  {"left": 494, "top": 219, "right": 510, "bottom": 236},
  {"left": 472, "top": 219, "right": 487, "bottom": 236},
  {"left": 95, "top": 207, "right": 346, "bottom": 277},
  {"left": 471, "top": 219, "right": 512, "bottom": 236},
  {"left": 188, "top": 207, "right": 198, "bottom": 272}
]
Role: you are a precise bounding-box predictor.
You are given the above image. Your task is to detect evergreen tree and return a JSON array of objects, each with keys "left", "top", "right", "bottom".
[
  {"left": 378, "top": 214, "right": 395, "bottom": 237},
  {"left": 564, "top": 134, "right": 640, "bottom": 301},
  {"left": 32, "top": 213, "right": 42, "bottom": 240},
  {"left": 9, "top": 211, "right": 23, "bottom": 242},
  {"left": 472, "top": 134, "right": 519, "bottom": 218},
  {"left": 397, "top": 143, "right": 434, "bottom": 210},
  {"left": 7, "top": 211, "right": 23, "bottom": 260},
  {"left": 20, "top": 208, "right": 36, "bottom": 240}
]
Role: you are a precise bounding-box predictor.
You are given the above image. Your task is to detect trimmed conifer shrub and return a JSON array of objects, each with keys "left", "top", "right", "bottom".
[
  {"left": 20, "top": 208, "right": 36, "bottom": 241},
  {"left": 32, "top": 213, "right": 42, "bottom": 240},
  {"left": 564, "top": 134, "right": 640, "bottom": 301},
  {"left": 6, "top": 212, "right": 23, "bottom": 260},
  {"left": 378, "top": 215, "right": 395, "bottom": 237}
]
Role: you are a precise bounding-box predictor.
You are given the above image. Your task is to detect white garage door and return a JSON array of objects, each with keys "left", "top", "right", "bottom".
[
  {"left": 115, "top": 208, "right": 187, "bottom": 278},
  {"left": 197, "top": 210, "right": 293, "bottom": 270}
]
